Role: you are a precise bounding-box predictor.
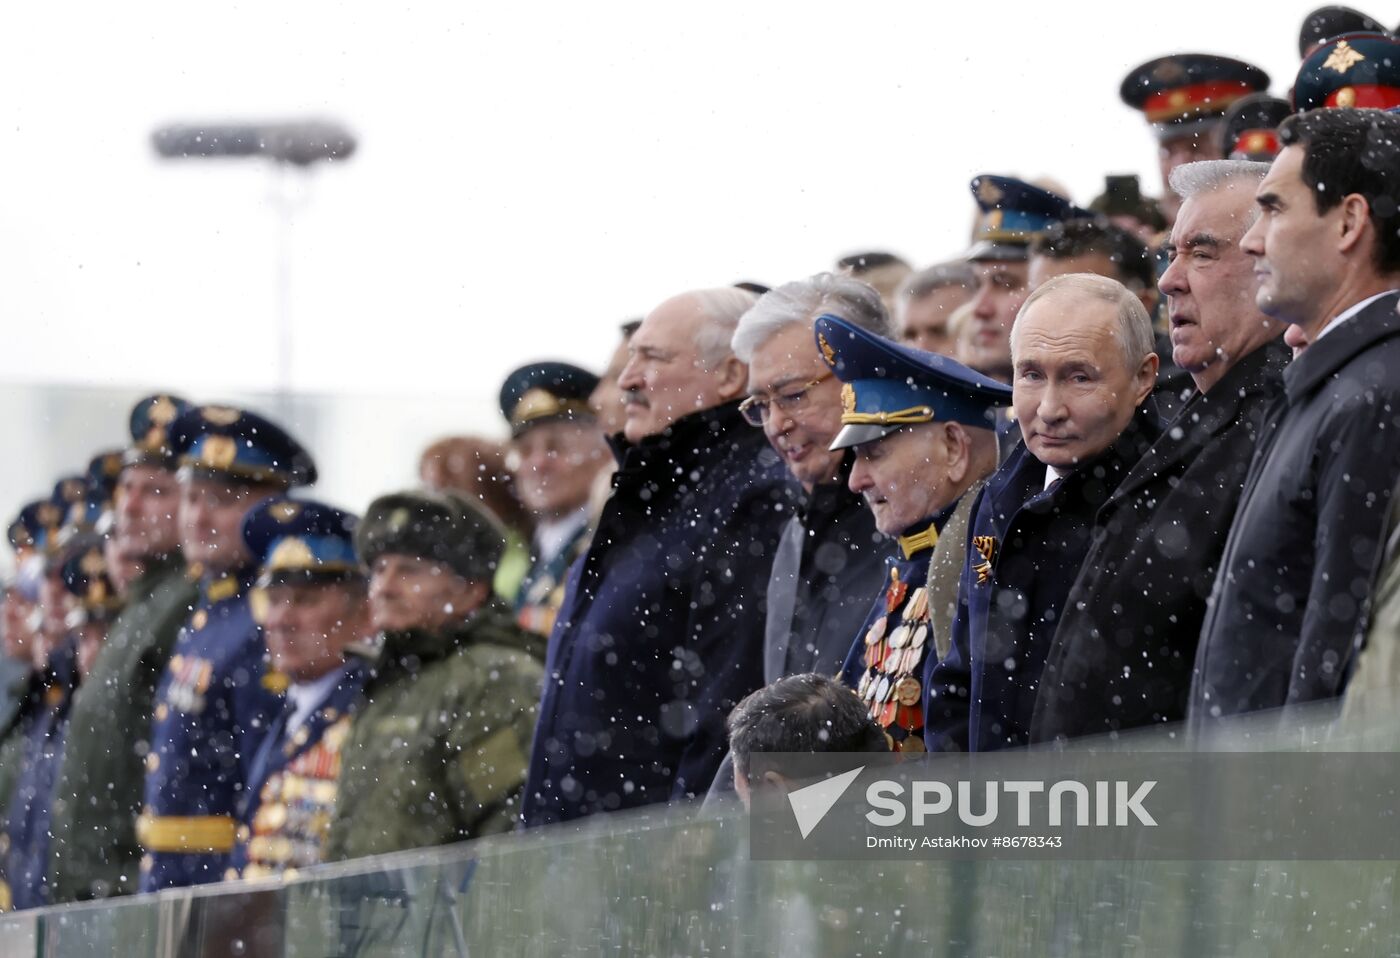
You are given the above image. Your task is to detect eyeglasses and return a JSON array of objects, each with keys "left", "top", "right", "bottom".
[{"left": 738, "top": 372, "right": 834, "bottom": 427}]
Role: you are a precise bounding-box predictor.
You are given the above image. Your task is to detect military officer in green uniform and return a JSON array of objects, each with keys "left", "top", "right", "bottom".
[
  {"left": 498, "top": 362, "right": 609, "bottom": 638},
  {"left": 46, "top": 395, "right": 198, "bottom": 902},
  {"left": 324, "top": 490, "right": 545, "bottom": 859}
]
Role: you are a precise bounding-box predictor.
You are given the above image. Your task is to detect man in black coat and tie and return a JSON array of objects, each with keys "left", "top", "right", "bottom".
[
  {"left": 1031, "top": 159, "right": 1288, "bottom": 744},
  {"left": 1190, "top": 107, "right": 1400, "bottom": 726}
]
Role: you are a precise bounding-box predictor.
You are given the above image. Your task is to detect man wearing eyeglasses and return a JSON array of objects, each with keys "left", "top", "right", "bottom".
[{"left": 731, "top": 273, "right": 893, "bottom": 684}]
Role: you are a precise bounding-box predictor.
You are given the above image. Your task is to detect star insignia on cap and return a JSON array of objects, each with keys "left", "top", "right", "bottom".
[
  {"left": 1323, "top": 40, "right": 1366, "bottom": 75},
  {"left": 975, "top": 179, "right": 1004, "bottom": 206},
  {"left": 269, "top": 501, "right": 302, "bottom": 523}
]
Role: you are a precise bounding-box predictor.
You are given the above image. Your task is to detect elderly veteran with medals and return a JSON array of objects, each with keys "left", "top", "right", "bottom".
[
  {"left": 138, "top": 405, "right": 316, "bottom": 892},
  {"left": 229, "top": 498, "right": 369, "bottom": 880},
  {"left": 324, "top": 490, "right": 544, "bottom": 859},
  {"left": 819, "top": 315, "right": 1009, "bottom": 752},
  {"left": 498, "top": 362, "right": 609, "bottom": 639}
]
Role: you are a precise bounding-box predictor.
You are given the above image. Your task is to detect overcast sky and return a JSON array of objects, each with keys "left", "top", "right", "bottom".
[{"left": 0, "top": 0, "right": 1344, "bottom": 407}]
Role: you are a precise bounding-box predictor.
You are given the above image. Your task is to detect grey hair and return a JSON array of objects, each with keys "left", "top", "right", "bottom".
[
  {"left": 895, "top": 260, "right": 976, "bottom": 334},
  {"left": 730, "top": 272, "right": 891, "bottom": 363},
  {"left": 1013, "top": 273, "right": 1154, "bottom": 370},
  {"left": 686, "top": 287, "right": 760, "bottom": 364},
  {"left": 1168, "top": 160, "right": 1270, "bottom": 201}
]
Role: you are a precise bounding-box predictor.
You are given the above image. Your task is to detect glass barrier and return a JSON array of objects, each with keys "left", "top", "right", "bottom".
[{"left": 4, "top": 699, "right": 1400, "bottom": 957}]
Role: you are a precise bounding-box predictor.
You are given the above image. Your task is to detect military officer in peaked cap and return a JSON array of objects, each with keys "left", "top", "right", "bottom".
[
  {"left": 964, "top": 175, "right": 1093, "bottom": 387},
  {"left": 137, "top": 404, "right": 316, "bottom": 892},
  {"left": 48, "top": 394, "right": 201, "bottom": 903},
  {"left": 1120, "top": 53, "right": 1270, "bottom": 223},
  {"left": 1, "top": 533, "right": 121, "bottom": 910},
  {"left": 817, "top": 315, "right": 1010, "bottom": 752},
  {"left": 324, "top": 490, "right": 544, "bottom": 859},
  {"left": 1222, "top": 94, "right": 1294, "bottom": 161},
  {"left": 498, "top": 362, "right": 609, "bottom": 639},
  {"left": 230, "top": 498, "right": 369, "bottom": 880},
  {"left": 1294, "top": 31, "right": 1400, "bottom": 112}
]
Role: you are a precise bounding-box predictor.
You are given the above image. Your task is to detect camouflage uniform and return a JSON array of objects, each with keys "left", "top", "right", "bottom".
[{"left": 325, "top": 600, "right": 543, "bottom": 860}]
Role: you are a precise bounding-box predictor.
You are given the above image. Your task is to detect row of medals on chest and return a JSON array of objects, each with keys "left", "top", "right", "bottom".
[{"left": 857, "top": 570, "right": 930, "bottom": 715}]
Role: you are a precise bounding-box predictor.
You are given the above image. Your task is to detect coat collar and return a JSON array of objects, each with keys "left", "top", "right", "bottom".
[
  {"left": 1117, "top": 337, "right": 1290, "bottom": 500},
  {"left": 895, "top": 500, "right": 959, "bottom": 560},
  {"left": 1284, "top": 291, "right": 1400, "bottom": 403},
  {"left": 607, "top": 401, "right": 749, "bottom": 471},
  {"left": 370, "top": 598, "right": 539, "bottom": 675}
]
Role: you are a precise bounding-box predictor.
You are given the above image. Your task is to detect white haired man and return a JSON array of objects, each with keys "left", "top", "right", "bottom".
[
  {"left": 1031, "top": 160, "right": 1288, "bottom": 744},
  {"left": 521, "top": 287, "right": 797, "bottom": 826},
  {"left": 926, "top": 274, "right": 1162, "bottom": 752}
]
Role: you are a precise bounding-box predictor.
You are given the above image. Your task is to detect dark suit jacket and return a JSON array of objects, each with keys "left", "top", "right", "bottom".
[
  {"left": 1191, "top": 291, "right": 1400, "bottom": 725},
  {"left": 1030, "top": 339, "right": 1288, "bottom": 743}
]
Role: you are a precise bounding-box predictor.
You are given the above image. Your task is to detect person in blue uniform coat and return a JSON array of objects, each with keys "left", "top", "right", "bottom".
[
  {"left": 925, "top": 274, "right": 1162, "bottom": 752},
  {"left": 814, "top": 315, "right": 1009, "bottom": 752},
  {"left": 498, "top": 361, "right": 609, "bottom": 639},
  {"left": 520, "top": 287, "right": 797, "bottom": 826},
  {"left": 138, "top": 405, "right": 317, "bottom": 892},
  {"left": 2, "top": 526, "right": 121, "bottom": 911},
  {"left": 230, "top": 497, "right": 369, "bottom": 880}
]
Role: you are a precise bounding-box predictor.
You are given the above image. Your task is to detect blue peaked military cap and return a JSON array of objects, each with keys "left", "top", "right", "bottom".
[
  {"left": 60, "top": 533, "right": 122, "bottom": 621},
  {"left": 10, "top": 499, "right": 63, "bottom": 556},
  {"left": 968, "top": 175, "right": 1093, "bottom": 262},
  {"left": 242, "top": 496, "right": 361, "bottom": 589},
  {"left": 1294, "top": 32, "right": 1400, "bottom": 111},
  {"left": 814, "top": 314, "right": 1013, "bottom": 451},
  {"left": 498, "top": 361, "right": 600, "bottom": 438},
  {"left": 125, "top": 393, "right": 192, "bottom": 468},
  {"left": 169, "top": 404, "right": 317, "bottom": 487}
]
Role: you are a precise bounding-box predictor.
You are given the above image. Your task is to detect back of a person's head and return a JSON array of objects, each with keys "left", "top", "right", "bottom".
[
  {"left": 417, "top": 435, "right": 531, "bottom": 535},
  {"left": 727, "top": 673, "right": 888, "bottom": 785}
]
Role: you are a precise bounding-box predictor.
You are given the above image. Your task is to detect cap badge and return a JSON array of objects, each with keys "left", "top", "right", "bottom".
[
  {"left": 269, "top": 501, "right": 302, "bottom": 524},
  {"left": 841, "top": 383, "right": 856, "bottom": 415},
  {"left": 387, "top": 507, "right": 410, "bottom": 533},
  {"left": 200, "top": 435, "right": 238, "bottom": 471},
  {"left": 511, "top": 388, "right": 562, "bottom": 426},
  {"left": 975, "top": 179, "right": 1003, "bottom": 206},
  {"left": 149, "top": 396, "right": 179, "bottom": 426},
  {"left": 268, "top": 537, "right": 315, "bottom": 571},
  {"left": 1323, "top": 40, "right": 1365, "bottom": 74}
]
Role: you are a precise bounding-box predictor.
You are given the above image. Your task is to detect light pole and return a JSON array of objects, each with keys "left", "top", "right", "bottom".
[{"left": 150, "top": 120, "right": 357, "bottom": 406}]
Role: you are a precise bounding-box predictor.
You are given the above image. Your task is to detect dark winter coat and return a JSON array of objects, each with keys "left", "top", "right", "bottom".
[
  {"left": 764, "top": 458, "right": 886, "bottom": 683},
  {"left": 1031, "top": 339, "right": 1288, "bottom": 743},
  {"left": 521, "top": 402, "right": 795, "bottom": 826},
  {"left": 925, "top": 405, "right": 1162, "bottom": 752},
  {"left": 1191, "top": 291, "right": 1400, "bottom": 725}
]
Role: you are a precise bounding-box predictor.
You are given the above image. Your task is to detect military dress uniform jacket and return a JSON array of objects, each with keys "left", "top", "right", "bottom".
[
  {"left": 840, "top": 504, "right": 956, "bottom": 750},
  {"left": 1, "top": 639, "right": 79, "bottom": 912},
  {"left": 521, "top": 403, "right": 796, "bottom": 827},
  {"left": 1031, "top": 342, "right": 1288, "bottom": 743},
  {"left": 0, "top": 666, "right": 36, "bottom": 821},
  {"left": 233, "top": 662, "right": 366, "bottom": 878},
  {"left": 514, "top": 517, "right": 591, "bottom": 639},
  {"left": 764, "top": 464, "right": 887, "bottom": 683},
  {"left": 138, "top": 569, "right": 282, "bottom": 893},
  {"left": 48, "top": 557, "right": 196, "bottom": 902},
  {"left": 925, "top": 407, "right": 1162, "bottom": 752},
  {"left": 1191, "top": 292, "right": 1400, "bottom": 725},
  {"left": 325, "top": 602, "right": 543, "bottom": 860}
]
